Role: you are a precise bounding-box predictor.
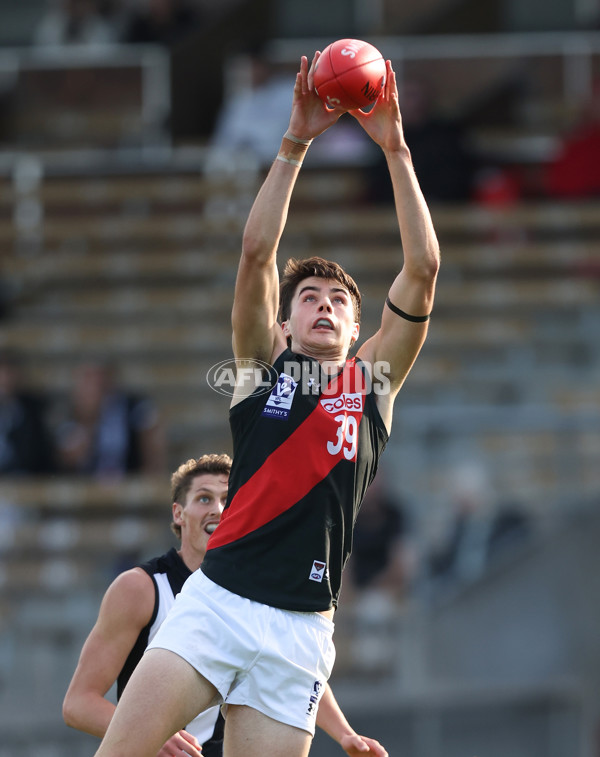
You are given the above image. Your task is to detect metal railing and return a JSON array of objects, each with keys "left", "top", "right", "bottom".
[{"left": 0, "top": 43, "right": 171, "bottom": 150}]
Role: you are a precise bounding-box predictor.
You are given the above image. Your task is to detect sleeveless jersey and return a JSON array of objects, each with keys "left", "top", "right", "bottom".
[
  {"left": 117, "top": 548, "right": 224, "bottom": 755},
  {"left": 202, "top": 349, "right": 389, "bottom": 611}
]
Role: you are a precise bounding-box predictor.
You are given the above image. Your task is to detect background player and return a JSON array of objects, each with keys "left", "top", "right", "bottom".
[{"left": 63, "top": 454, "right": 232, "bottom": 757}]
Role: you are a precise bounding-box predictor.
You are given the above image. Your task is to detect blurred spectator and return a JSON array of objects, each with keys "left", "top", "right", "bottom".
[
  {"left": 343, "top": 471, "right": 414, "bottom": 674},
  {"left": 52, "top": 360, "right": 166, "bottom": 478},
  {"left": 428, "top": 463, "right": 533, "bottom": 594},
  {"left": 347, "top": 472, "right": 413, "bottom": 599},
  {"left": 366, "top": 76, "right": 477, "bottom": 204},
  {"left": 32, "top": 0, "right": 122, "bottom": 47},
  {"left": 0, "top": 278, "right": 12, "bottom": 320},
  {"left": 122, "top": 0, "right": 204, "bottom": 47},
  {"left": 0, "top": 349, "right": 56, "bottom": 475},
  {"left": 544, "top": 80, "right": 600, "bottom": 199},
  {"left": 208, "top": 49, "right": 295, "bottom": 168},
  {"left": 472, "top": 166, "right": 522, "bottom": 208},
  {"left": 305, "top": 114, "right": 376, "bottom": 168}
]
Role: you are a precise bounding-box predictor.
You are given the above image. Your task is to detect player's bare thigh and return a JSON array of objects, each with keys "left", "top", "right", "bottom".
[
  {"left": 224, "top": 704, "right": 312, "bottom": 757},
  {"left": 95, "top": 648, "right": 221, "bottom": 757}
]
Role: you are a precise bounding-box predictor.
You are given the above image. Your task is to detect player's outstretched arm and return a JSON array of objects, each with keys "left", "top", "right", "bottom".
[
  {"left": 353, "top": 61, "right": 440, "bottom": 427},
  {"left": 233, "top": 53, "right": 342, "bottom": 368},
  {"left": 316, "top": 683, "right": 389, "bottom": 756}
]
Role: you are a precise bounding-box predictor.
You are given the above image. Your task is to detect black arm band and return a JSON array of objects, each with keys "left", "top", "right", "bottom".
[{"left": 385, "top": 297, "right": 430, "bottom": 323}]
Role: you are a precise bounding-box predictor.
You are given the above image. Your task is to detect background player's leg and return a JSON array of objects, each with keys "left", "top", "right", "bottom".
[
  {"left": 224, "top": 705, "right": 312, "bottom": 757},
  {"left": 95, "top": 648, "right": 221, "bottom": 757}
]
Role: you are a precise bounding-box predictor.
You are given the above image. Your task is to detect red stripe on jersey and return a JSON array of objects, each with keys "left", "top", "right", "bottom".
[{"left": 207, "top": 359, "right": 367, "bottom": 550}]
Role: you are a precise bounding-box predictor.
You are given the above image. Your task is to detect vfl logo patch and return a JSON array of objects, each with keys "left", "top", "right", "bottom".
[
  {"left": 309, "top": 560, "right": 327, "bottom": 583},
  {"left": 307, "top": 680, "right": 323, "bottom": 716},
  {"left": 261, "top": 373, "right": 298, "bottom": 420},
  {"left": 320, "top": 393, "right": 363, "bottom": 414}
]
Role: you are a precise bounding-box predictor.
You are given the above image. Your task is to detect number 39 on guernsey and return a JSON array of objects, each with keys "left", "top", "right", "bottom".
[{"left": 327, "top": 414, "right": 358, "bottom": 460}]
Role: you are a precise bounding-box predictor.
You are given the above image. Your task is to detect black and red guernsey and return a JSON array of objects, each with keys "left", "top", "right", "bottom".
[{"left": 201, "top": 349, "right": 389, "bottom": 612}]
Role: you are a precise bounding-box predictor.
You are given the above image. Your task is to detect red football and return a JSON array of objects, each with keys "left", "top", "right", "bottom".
[{"left": 313, "top": 38, "right": 386, "bottom": 111}]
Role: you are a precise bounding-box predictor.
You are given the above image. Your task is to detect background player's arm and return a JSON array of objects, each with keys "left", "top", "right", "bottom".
[
  {"left": 62, "top": 568, "right": 155, "bottom": 737},
  {"left": 232, "top": 54, "right": 341, "bottom": 368},
  {"left": 63, "top": 567, "right": 203, "bottom": 757},
  {"left": 317, "top": 684, "right": 388, "bottom": 756}
]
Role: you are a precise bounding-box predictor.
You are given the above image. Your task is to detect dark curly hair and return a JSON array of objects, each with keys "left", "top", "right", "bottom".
[{"left": 279, "top": 256, "right": 361, "bottom": 324}]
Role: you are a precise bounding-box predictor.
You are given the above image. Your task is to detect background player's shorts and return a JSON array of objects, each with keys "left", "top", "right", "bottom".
[{"left": 147, "top": 570, "right": 336, "bottom": 735}]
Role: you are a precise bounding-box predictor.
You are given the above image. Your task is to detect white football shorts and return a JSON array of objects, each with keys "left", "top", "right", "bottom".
[{"left": 146, "top": 570, "right": 336, "bottom": 734}]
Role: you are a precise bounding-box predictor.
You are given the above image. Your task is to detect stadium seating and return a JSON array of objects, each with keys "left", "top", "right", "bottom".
[{"left": 2, "top": 161, "right": 600, "bottom": 520}]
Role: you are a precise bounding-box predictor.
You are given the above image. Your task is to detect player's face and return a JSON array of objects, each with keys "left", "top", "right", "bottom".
[
  {"left": 283, "top": 277, "right": 359, "bottom": 358},
  {"left": 176, "top": 473, "right": 228, "bottom": 555}
]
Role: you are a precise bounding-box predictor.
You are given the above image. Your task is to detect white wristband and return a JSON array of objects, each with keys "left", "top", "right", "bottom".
[
  {"left": 283, "top": 130, "right": 313, "bottom": 146},
  {"left": 276, "top": 154, "right": 303, "bottom": 167}
]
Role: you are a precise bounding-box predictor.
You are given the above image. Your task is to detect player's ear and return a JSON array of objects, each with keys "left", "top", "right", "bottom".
[
  {"left": 351, "top": 322, "right": 360, "bottom": 342},
  {"left": 281, "top": 320, "right": 291, "bottom": 338},
  {"left": 172, "top": 502, "right": 184, "bottom": 524}
]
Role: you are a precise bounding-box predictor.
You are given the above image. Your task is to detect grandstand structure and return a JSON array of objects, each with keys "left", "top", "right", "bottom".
[{"left": 0, "top": 28, "right": 599, "bottom": 757}]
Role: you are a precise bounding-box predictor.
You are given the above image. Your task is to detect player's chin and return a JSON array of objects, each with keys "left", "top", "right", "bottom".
[
  {"left": 200, "top": 532, "right": 212, "bottom": 549},
  {"left": 309, "top": 333, "right": 338, "bottom": 348}
]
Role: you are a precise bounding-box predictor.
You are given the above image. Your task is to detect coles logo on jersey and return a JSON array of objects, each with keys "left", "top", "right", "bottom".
[
  {"left": 320, "top": 392, "right": 363, "bottom": 414},
  {"left": 261, "top": 373, "right": 298, "bottom": 420},
  {"left": 309, "top": 560, "right": 327, "bottom": 583}
]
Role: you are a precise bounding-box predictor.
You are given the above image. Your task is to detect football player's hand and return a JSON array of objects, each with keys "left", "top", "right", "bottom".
[
  {"left": 157, "top": 729, "right": 202, "bottom": 757},
  {"left": 340, "top": 732, "right": 388, "bottom": 756}
]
